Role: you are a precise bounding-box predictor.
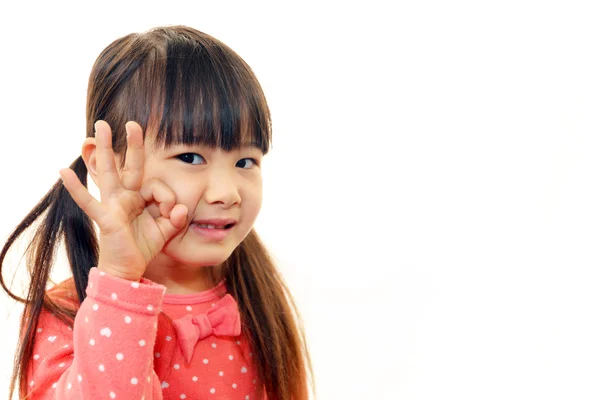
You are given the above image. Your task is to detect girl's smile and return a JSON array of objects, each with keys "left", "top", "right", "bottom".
[{"left": 189, "top": 219, "right": 236, "bottom": 241}]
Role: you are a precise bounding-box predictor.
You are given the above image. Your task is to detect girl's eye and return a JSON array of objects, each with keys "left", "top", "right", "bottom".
[
  {"left": 176, "top": 153, "right": 258, "bottom": 169},
  {"left": 177, "top": 153, "right": 205, "bottom": 165},
  {"left": 236, "top": 158, "right": 258, "bottom": 169}
]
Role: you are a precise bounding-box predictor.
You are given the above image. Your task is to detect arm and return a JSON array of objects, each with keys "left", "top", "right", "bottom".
[{"left": 27, "top": 268, "right": 165, "bottom": 399}]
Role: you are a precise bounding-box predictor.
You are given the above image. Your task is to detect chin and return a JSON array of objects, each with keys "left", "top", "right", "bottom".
[{"left": 164, "top": 246, "right": 235, "bottom": 267}]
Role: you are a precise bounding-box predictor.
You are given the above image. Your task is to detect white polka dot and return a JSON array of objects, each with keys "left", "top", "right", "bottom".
[
  {"left": 155, "top": 352, "right": 161, "bottom": 358},
  {"left": 59, "top": 362, "right": 65, "bottom": 368},
  {"left": 232, "top": 383, "right": 237, "bottom": 389},
  {"left": 192, "top": 376, "right": 198, "bottom": 382},
  {"left": 89, "top": 339, "right": 95, "bottom": 346},
  {"left": 241, "top": 366, "right": 247, "bottom": 373},
  {"left": 67, "top": 382, "right": 72, "bottom": 390},
  {"left": 92, "top": 304, "right": 99, "bottom": 311},
  {"left": 110, "top": 391, "right": 116, "bottom": 399},
  {"left": 236, "top": 340, "right": 241, "bottom": 345},
  {"left": 78, "top": 375, "right": 82, "bottom": 382},
  {"left": 161, "top": 381, "right": 169, "bottom": 389},
  {"left": 203, "top": 358, "right": 209, "bottom": 364},
  {"left": 211, "top": 343, "right": 217, "bottom": 348},
  {"left": 166, "top": 336, "right": 172, "bottom": 341},
  {"left": 29, "top": 380, "right": 34, "bottom": 387},
  {"left": 131, "top": 282, "right": 139, "bottom": 288},
  {"left": 124, "top": 316, "right": 132, "bottom": 324},
  {"left": 47, "top": 336, "right": 57, "bottom": 342},
  {"left": 139, "top": 340, "right": 146, "bottom": 347},
  {"left": 100, "top": 271, "right": 106, "bottom": 276},
  {"left": 147, "top": 376, "right": 151, "bottom": 383},
  {"left": 52, "top": 382, "right": 57, "bottom": 389},
  {"left": 33, "top": 354, "right": 40, "bottom": 360},
  {"left": 100, "top": 327, "right": 112, "bottom": 337},
  {"left": 116, "top": 353, "right": 124, "bottom": 361},
  {"left": 245, "top": 396, "right": 250, "bottom": 400},
  {"left": 211, "top": 303, "right": 215, "bottom": 307},
  {"left": 228, "top": 355, "right": 233, "bottom": 360},
  {"left": 111, "top": 293, "right": 117, "bottom": 300},
  {"left": 131, "top": 377, "right": 138, "bottom": 385},
  {"left": 180, "top": 395, "right": 186, "bottom": 399},
  {"left": 37, "top": 328, "right": 42, "bottom": 333},
  {"left": 98, "top": 364, "right": 105, "bottom": 372},
  {"left": 210, "top": 388, "right": 216, "bottom": 394},
  {"left": 63, "top": 344, "right": 69, "bottom": 348},
  {"left": 147, "top": 305, "right": 153, "bottom": 311},
  {"left": 85, "top": 317, "right": 89, "bottom": 323},
  {"left": 173, "top": 364, "right": 180, "bottom": 370},
  {"left": 218, "top": 371, "right": 224, "bottom": 377},
  {"left": 186, "top": 306, "right": 192, "bottom": 311}
]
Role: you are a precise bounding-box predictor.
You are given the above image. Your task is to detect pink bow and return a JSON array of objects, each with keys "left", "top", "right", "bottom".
[{"left": 172, "top": 294, "right": 242, "bottom": 364}]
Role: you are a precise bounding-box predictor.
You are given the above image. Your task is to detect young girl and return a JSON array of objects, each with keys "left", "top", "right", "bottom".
[{"left": 0, "top": 25, "right": 313, "bottom": 399}]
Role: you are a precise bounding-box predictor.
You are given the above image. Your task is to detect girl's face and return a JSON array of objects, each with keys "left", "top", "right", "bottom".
[
  {"left": 142, "top": 132, "right": 264, "bottom": 270},
  {"left": 83, "top": 125, "right": 264, "bottom": 278}
]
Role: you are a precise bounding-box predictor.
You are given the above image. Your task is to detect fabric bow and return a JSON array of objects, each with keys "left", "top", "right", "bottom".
[{"left": 172, "top": 294, "right": 242, "bottom": 364}]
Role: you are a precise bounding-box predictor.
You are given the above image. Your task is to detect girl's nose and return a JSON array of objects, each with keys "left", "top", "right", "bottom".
[{"left": 202, "top": 170, "right": 241, "bottom": 208}]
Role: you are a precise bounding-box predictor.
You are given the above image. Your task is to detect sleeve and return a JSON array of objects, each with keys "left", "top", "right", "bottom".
[{"left": 27, "top": 268, "right": 166, "bottom": 399}]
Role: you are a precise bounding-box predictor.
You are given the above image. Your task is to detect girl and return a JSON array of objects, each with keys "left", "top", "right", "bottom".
[{"left": 0, "top": 25, "right": 313, "bottom": 399}]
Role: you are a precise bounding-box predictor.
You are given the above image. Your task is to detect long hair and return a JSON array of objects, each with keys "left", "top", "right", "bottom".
[{"left": 0, "top": 25, "right": 313, "bottom": 399}]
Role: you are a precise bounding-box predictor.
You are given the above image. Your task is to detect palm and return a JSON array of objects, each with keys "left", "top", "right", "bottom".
[{"left": 60, "top": 121, "right": 187, "bottom": 281}]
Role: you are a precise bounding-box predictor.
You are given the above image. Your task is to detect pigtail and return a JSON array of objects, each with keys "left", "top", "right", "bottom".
[
  {"left": 0, "top": 155, "right": 98, "bottom": 399},
  {"left": 1, "top": 25, "right": 315, "bottom": 399},
  {"left": 226, "top": 230, "right": 314, "bottom": 400}
]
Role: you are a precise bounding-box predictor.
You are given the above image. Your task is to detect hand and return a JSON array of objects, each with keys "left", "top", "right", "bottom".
[{"left": 59, "top": 120, "right": 188, "bottom": 281}]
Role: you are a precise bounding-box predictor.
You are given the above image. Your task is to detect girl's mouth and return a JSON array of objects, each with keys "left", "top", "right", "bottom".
[{"left": 190, "top": 222, "right": 235, "bottom": 240}]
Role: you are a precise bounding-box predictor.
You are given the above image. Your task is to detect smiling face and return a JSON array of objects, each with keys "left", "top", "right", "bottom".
[
  {"left": 141, "top": 133, "right": 264, "bottom": 272},
  {"left": 82, "top": 28, "right": 272, "bottom": 290}
]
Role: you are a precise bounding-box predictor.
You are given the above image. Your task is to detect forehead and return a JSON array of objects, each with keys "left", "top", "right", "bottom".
[{"left": 143, "top": 127, "right": 262, "bottom": 153}]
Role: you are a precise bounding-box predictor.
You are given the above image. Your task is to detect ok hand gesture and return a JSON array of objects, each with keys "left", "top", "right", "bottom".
[{"left": 60, "top": 120, "right": 188, "bottom": 281}]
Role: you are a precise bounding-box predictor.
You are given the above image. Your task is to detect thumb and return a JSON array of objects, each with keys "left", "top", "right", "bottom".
[{"left": 155, "top": 204, "right": 189, "bottom": 241}]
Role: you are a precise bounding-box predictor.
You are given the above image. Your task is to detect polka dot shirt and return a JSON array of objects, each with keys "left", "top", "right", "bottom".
[{"left": 26, "top": 268, "right": 265, "bottom": 399}]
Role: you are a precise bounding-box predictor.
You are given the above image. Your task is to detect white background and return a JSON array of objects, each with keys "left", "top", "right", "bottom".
[{"left": 1, "top": 0, "right": 600, "bottom": 399}]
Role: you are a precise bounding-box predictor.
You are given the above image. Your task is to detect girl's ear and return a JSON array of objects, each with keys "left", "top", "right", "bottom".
[
  {"left": 81, "top": 137, "right": 100, "bottom": 187},
  {"left": 81, "top": 137, "right": 124, "bottom": 187}
]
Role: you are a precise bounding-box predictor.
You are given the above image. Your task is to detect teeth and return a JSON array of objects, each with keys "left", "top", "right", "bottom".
[{"left": 197, "top": 224, "right": 225, "bottom": 229}]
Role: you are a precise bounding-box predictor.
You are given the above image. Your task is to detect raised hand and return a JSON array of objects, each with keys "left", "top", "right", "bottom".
[{"left": 59, "top": 120, "right": 188, "bottom": 281}]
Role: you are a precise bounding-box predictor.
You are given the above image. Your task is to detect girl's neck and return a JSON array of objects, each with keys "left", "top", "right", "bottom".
[{"left": 142, "top": 254, "right": 225, "bottom": 294}]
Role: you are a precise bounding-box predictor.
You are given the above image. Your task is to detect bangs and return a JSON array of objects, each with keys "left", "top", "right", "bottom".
[{"left": 116, "top": 29, "right": 271, "bottom": 155}]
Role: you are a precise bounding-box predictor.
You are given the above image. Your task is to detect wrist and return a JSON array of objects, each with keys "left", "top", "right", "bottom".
[{"left": 97, "top": 265, "right": 142, "bottom": 282}]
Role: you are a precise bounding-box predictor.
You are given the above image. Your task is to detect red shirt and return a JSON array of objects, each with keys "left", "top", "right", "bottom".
[{"left": 26, "top": 267, "right": 262, "bottom": 399}]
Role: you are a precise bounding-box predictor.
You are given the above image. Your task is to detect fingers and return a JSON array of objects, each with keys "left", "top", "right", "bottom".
[
  {"left": 169, "top": 204, "right": 189, "bottom": 230},
  {"left": 139, "top": 178, "right": 189, "bottom": 241},
  {"left": 139, "top": 178, "right": 178, "bottom": 219},
  {"left": 121, "top": 121, "right": 145, "bottom": 191},
  {"left": 59, "top": 168, "right": 104, "bottom": 222},
  {"left": 155, "top": 203, "right": 189, "bottom": 240},
  {"left": 94, "top": 121, "right": 121, "bottom": 199}
]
